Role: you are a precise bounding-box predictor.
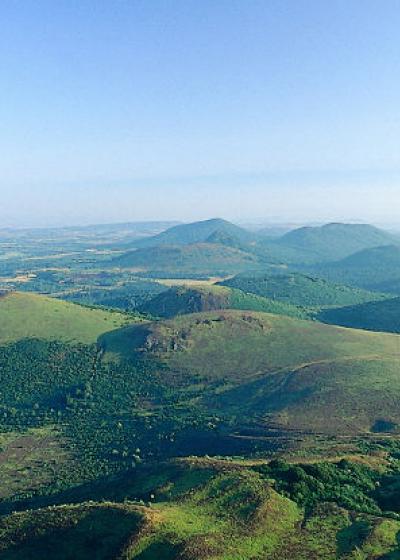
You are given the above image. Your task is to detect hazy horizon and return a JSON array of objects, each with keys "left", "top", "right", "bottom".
[
  {"left": 1, "top": 1, "right": 400, "bottom": 227},
  {"left": 2, "top": 211, "right": 400, "bottom": 232},
  {"left": 3, "top": 181, "right": 400, "bottom": 229}
]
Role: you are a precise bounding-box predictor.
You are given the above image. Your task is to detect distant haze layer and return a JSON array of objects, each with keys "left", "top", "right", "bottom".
[{"left": 2, "top": 183, "right": 400, "bottom": 228}]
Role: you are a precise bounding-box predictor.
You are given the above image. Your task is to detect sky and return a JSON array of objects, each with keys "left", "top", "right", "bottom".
[{"left": 1, "top": 0, "right": 400, "bottom": 227}]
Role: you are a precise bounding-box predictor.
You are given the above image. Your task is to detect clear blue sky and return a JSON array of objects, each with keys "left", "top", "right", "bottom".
[{"left": 1, "top": 0, "right": 400, "bottom": 226}]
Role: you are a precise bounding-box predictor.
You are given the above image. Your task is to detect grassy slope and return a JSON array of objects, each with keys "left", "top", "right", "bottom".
[
  {"left": 104, "top": 310, "right": 400, "bottom": 434},
  {"left": 148, "top": 311, "right": 400, "bottom": 378},
  {"left": 0, "top": 291, "right": 131, "bottom": 344}
]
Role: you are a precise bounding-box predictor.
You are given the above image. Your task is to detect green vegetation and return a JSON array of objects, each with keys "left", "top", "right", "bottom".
[
  {"left": 259, "top": 459, "right": 382, "bottom": 514},
  {"left": 134, "top": 310, "right": 399, "bottom": 378},
  {"left": 5, "top": 269, "right": 168, "bottom": 312},
  {"left": 5, "top": 305, "right": 400, "bottom": 514},
  {"left": 271, "top": 223, "right": 398, "bottom": 263},
  {"left": 3, "top": 220, "right": 400, "bottom": 558},
  {"left": 0, "top": 502, "right": 146, "bottom": 559},
  {"left": 0, "top": 333, "right": 272, "bottom": 504},
  {"left": 103, "top": 310, "right": 400, "bottom": 435},
  {"left": 3, "top": 457, "right": 400, "bottom": 559},
  {"left": 319, "top": 296, "right": 400, "bottom": 333},
  {"left": 0, "top": 338, "right": 205, "bottom": 499},
  {"left": 220, "top": 271, "right": 385, "bottom": 307},
  {"left": 111, "top": 243, "right": 267, "bottom": 277},
  {"left": 61, "top": 280, "right": 167, "bottom": 311},
  {"left": 131, "top": 218, "right": 256, "bottom": 247},
  {"left": 310, "top": 245, "right": 400, "bottom": 291},
  {"left": 0, "top": 291, "right": 131, "bottom": 344}
]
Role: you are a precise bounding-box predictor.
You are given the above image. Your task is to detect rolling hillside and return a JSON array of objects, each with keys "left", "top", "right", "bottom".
[
  {"left": 220, "top": 271, "right": 384, "bottom": 308},
  {"left": 3, "top": 292, "right": 400, "bottom": 559},
  {"left": 139, "top": 284, "right": 308, "bottom": 319},
  {"left": 3, "top": 458, "right": 400, "bottom": 559},
  {"left": 0, "top": 291, "right": 130, "bottom": 344},
  {"left": 268, "top": 223, "right": 397, "bottom": 264},
  {"left": 111, "top": 242, "right": 266, "bottom": 277},
  {"left": 102, "top": 310, "right": 400, "bottom": 435}
]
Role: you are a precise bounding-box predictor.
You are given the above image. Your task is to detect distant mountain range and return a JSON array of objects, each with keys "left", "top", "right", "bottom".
[{"left": 109, "top": 218, "right": 400, "bottom": 280}]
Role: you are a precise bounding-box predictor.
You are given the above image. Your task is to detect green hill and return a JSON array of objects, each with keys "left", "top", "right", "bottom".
[
  {"left": 269, "top": 223, "right": 397, "bottom": 264},
  {"left": 5, "top": 302, "right": 400, "bottom": 511},
  {"left": 102, "top": 310, "right": 400, "bottom": 435},
  {"left": 311, "top": 245, "right": 400, "bottom": 291},
  {"left": 131, "top": 218, "right": 255, "bottom": 248},
  {"left": 220, "top": 271, "right": 384, "bottom": 308},
  {"left": 139, "top": 284, "right": 308, "bottom": 319},
  {"left": 0, "top": 291, "right": 130, "bottom": 344},
  {"left": 3, "top": 458, "right": 400, "bottom": 559},
  {"left": 319, "top": 296, "right": 400, "bottom": 333},
  {"left": 111, "top": 242, "right": 265, "bottom": 277}
]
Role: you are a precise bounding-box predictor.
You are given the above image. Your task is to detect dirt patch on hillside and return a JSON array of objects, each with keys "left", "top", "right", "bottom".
[{"left": 0, "top": 429, "right": 70, "bottom": 499}]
